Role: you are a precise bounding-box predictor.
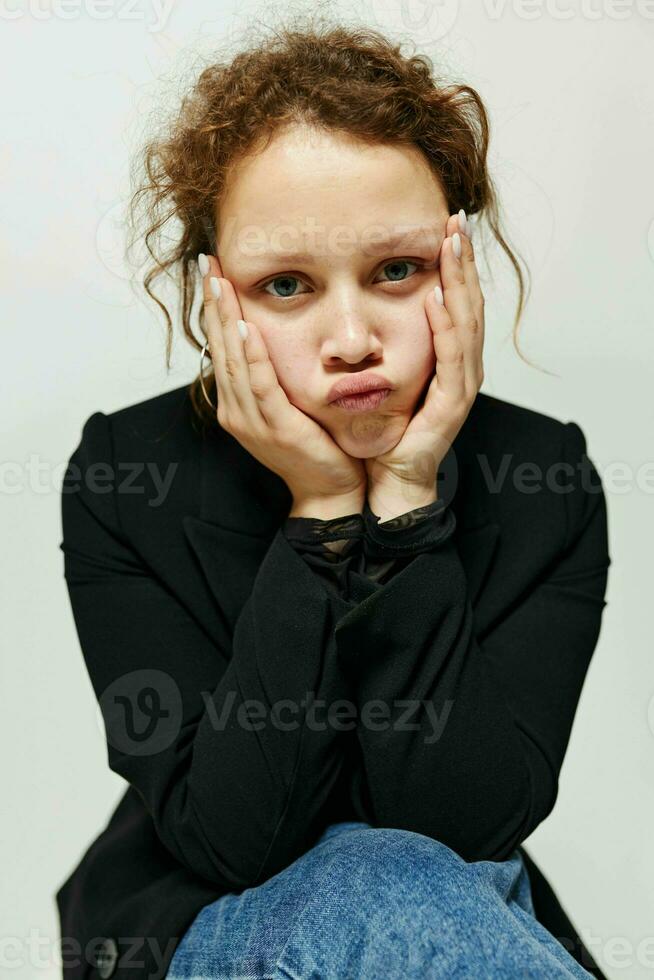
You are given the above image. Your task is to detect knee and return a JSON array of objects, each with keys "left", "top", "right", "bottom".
[
  {"left": 329, "top": 825, "right": 468, "bottom": 874},
  {"left": 279, "top": 828, "right": 480, "bottom": 976},
  {"left": 319, "top": 826, "right": 471, "bottom": 910}
]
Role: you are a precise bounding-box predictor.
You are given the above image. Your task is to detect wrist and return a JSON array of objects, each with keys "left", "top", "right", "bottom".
[
  {"left": 289, "top": 491, "right": 365, "bottom": 521},
  {"left": 367, "top": 483, "right": 437, "bottom": 524}
]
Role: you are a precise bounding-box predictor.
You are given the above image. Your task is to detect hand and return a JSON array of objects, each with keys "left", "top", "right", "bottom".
[
  {"left": 198, "top": 253, "right": 367, "bottom": 509},
  {"left": 365, "top": 210, "right": 485, "bottom": 516}
]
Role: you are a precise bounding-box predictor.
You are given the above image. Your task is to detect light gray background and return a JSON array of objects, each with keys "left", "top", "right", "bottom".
[{"left": 2, "top": 1, "right": 653, "bottom": 978}]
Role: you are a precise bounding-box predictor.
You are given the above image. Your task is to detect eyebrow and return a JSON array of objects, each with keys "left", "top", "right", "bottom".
[{"left": 240, "top": 224, "right": 444, "bottom": 266}]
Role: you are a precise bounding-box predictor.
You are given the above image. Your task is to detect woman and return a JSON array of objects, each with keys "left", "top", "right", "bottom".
[{"left": 55, "top": 17, "right": 611, "bottom": 980}]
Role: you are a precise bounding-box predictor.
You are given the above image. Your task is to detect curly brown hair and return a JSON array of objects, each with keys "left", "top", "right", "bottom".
[{"left": 126, "top": 9, "right": 533, "bottom": 432}]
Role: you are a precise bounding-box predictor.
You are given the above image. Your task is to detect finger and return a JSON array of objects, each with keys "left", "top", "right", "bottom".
[
  {"left": 458, "top": 229, "right": 485, "bottom": 388},
  {"left": 439, "top": 232, "right": 480, "bottom": 393},
  {"left": 199, "top": 253, "right": 238, "bottom": 416},
  {"left": 456, "top": 214, "right": 485, "bottom": 347},
  {"left": 198, "top": 254, "right": 296, "bottom": 436},
  {"left": 445, "top": 212, "right": 461, "bottom": 239},
  {"left": 200, "top": 255, "right": 266, "bottom": 427},
  {"left": 446, "top": 211, "right": 484, "bottom": 328},
  {"left": 424, "top": 285, "right": 466, "bottom": 408}
]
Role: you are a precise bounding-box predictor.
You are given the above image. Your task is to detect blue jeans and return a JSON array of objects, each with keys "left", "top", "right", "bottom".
[{"left": 166, "top": 821, "right": 593, "bottom": 979}]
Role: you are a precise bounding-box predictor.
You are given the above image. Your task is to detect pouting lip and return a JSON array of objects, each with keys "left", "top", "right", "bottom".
[{"left": 327, "top": 372, "right": 392, "bottom": 404}]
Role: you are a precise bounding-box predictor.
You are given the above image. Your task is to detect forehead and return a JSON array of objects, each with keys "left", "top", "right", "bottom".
[{"left": 216, "top": 129, "right": 449, "bottom": 264}]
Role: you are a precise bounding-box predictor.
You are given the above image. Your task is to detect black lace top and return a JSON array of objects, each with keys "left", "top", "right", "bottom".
[{"left": 282, "top": 496, "right": 457, "bottom": 604}]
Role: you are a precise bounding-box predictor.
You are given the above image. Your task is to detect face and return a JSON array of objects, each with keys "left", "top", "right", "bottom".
[{"left": 214, "top": 124, "right": 450, "bottom": 459}]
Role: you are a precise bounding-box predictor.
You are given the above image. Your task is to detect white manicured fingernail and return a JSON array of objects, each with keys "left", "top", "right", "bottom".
[
  {"left": 210, "top": 277, "right": 221, "bottom": 300},
  {"left": 434, "top": 285, "right": 444, "bottom": 305},
  {"left": 237, "top": 319, "right": 248, "bottom": 340},
  {"left": 452, "top": 233, "right": 462, "bottom": 259},
  {"left": 198, "top": 253, "right": 210, "bottom": 277},
  {"left": 458, "top": 209, "right": 467, "bottom": 235}
]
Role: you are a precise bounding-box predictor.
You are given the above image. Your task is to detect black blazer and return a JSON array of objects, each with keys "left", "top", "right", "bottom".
[{"left": 55, "top": 383, "right": 611, "bottom": 980}]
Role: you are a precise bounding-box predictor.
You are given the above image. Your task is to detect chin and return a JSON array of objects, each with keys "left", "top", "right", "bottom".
[{"left": 331, "top": 414, "right": 408, "bottom": 458}]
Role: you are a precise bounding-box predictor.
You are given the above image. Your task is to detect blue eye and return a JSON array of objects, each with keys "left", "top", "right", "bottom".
[
  {"left": 262, "top": 275, "right": 308, "bottom": 299},
  {"left": 260, "top": 259, "right": 422, "bottom": 300},
  {"left": 377, "top": 259, "right": 420, "bottom": 283}
]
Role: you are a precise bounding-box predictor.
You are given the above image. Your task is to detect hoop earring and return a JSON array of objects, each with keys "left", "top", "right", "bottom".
[{"left": 199, "top": 341, "right": 217, "bottom": 411}]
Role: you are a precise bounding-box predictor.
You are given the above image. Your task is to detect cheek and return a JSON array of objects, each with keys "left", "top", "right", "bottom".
[
  {"left": 259, "top": 314, "right": 436, "bottom": 415},
  {"left": 393, "top": 320, "right": 436, "bottom": 388},
  {"left": 259, "top": 330, "right": 312, "bottom": 407}
]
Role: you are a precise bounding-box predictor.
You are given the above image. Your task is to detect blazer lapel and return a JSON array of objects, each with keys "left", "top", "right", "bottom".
[
  {"left": 183, "top": 514, "right": 271, "bottom": 628},
  {"left": 182, "top": 426, "right": 291, "bottom": 627},
  {"left": 448, "top": 410, "right": 501, "bottom": 625},
  {"left": 183, "top": 397, "right": 500, "bottom": 636}
]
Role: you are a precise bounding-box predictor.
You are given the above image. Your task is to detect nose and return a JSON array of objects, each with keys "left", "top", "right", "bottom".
[{"left": 320, "top": 308, "right": 383, "bottom": 364}]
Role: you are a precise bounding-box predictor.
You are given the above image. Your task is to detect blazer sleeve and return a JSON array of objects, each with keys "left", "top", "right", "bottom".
[
  {"left": 333, "top": 420, "right": 611, "bottom": 863},
  {"left": 60, "top": 410, "right": 361, "bottom": 892},
  {"left": 282, "top": 497, "right": 446, "bottom": 601}
]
